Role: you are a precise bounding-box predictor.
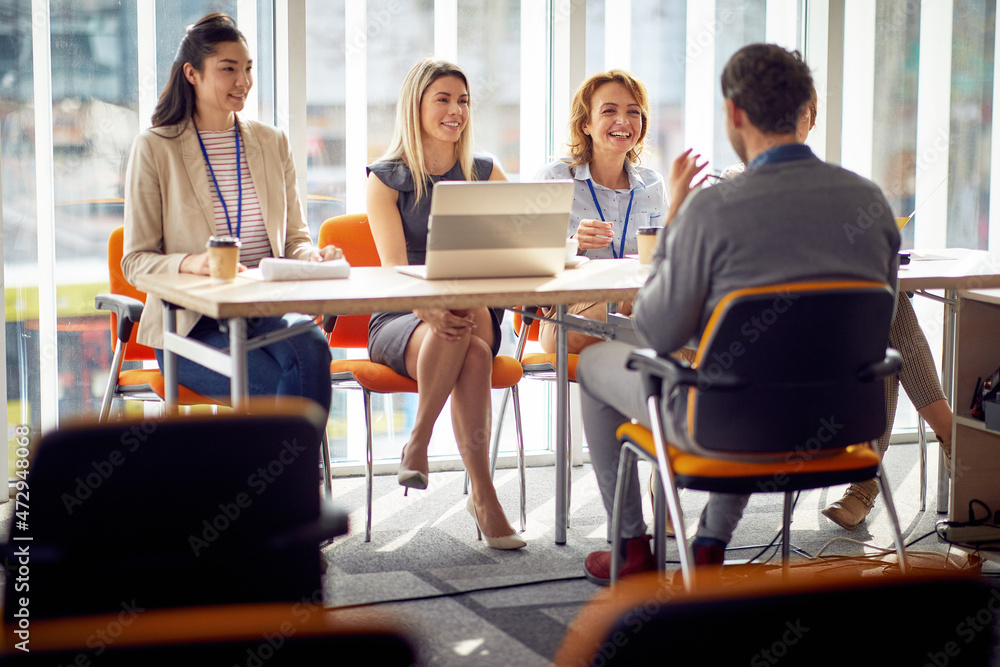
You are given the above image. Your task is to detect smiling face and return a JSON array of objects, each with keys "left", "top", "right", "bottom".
[
  {"left": 185, "top": 40, "right": 252, "bottom": 129},
  {"left": 419, "top": 75, "right": 469, "bottom": 146},
  {"left": 583, "top": 81, "right": 642, "bottom": 161}
]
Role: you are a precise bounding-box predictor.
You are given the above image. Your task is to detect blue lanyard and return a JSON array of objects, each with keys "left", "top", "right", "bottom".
[
  {"left": 195, "top": 121, "right": 242, "bottom": 238},
  {"left": 585, "top": 178, "right": 634, "bottom": 259}
]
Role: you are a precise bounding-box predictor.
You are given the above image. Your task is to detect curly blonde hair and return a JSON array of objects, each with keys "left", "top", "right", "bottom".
[{"left": 565, "top": 70, "right": 650, "bottom": 168}]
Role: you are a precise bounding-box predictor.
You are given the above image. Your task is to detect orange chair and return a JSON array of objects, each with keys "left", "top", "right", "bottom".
[
  {"left": 97, "top": 226, "right": 337, "bottom": 503},
  {"left": 4, "top": 603, "right": 417, "bottom": 665},
  {"left": 513, "top": 308, "right": 581, "bottom": 381},
  {"left": 615, "top": 282, "right": 907, "bottom": 589},
  {"left": 95, "top": 226, "right": 223, "bottom": 421},
  {"left": 319, "top": 214, "right": 526, "bottom": 542}
]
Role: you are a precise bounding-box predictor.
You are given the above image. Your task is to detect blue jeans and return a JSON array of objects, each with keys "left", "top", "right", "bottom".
[{"left": 155, "top": 314, "right": 332, "bottom": 415}]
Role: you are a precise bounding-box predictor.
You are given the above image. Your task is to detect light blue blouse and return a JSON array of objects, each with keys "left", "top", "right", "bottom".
[{"left": 534, "top": 159, "right": 667, "bottom": 259}]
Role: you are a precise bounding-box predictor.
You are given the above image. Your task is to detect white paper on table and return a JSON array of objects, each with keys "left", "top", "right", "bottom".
[
  {"left": 248, "top": 257, "right": 352, "bottom": 281},
  {"left": 908, "top": 251, "right": 954, "bottom": 261}
]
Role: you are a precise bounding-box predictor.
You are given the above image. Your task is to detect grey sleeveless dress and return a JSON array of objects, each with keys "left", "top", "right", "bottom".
[{"left": 367, "top": 156, "right": 503, "bottom": 378}]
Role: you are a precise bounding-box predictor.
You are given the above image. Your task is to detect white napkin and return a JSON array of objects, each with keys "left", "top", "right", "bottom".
[{"left": 258, "top": 257, "right": 351, "bottom": 281}]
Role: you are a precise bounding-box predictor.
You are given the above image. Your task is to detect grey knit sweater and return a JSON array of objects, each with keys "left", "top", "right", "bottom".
[{"left": 634, "top": 148, "right": 900, "bottom": 355}]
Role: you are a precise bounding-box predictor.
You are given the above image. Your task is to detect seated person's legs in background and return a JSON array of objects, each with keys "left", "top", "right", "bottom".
[
  {"left": 538, "top": 299, "right": 633, "bottom": 355},
  {"left": 823, "top": 293, "right": 952, "bottom": 530},
  {"left": 891, "top": 293, "right": 952, "bottom": 452},
  {"left": 539, "top": 301, "right": 606, "bottom": 354},
  {"left": 155, "top": 313, "right": 333, "bottom": 414},
  {"left": 577, "top": 340, "right": 749, "bottom": 583}
]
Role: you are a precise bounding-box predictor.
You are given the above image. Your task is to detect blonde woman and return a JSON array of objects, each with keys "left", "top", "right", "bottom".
[{"left": 365, "top": 57, "right": 525, "bottom": 549}]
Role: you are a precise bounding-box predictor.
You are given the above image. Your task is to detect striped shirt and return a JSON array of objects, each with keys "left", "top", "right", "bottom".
[{"left": 198, "top": 126, "right": 271, "bottom": 268}]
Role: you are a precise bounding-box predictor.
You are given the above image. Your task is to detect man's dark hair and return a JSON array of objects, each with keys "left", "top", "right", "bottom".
[{"left": 720, "top": 43, "right": 813, "bottom": 135}]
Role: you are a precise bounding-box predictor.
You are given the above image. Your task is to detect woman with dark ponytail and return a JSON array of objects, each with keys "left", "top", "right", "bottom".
[{"left": 122, "top": 13, "right": 339, "bottom": 414}]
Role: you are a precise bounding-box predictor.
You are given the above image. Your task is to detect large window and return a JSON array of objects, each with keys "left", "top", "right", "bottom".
[
  {"left": 872, "top": 0, "right": 920, "bottom": 248},
  {"left": 864, "top": 0, "right": 996, "bottom": 434},
  {"left": 2, "top": 0, "right": 141, "bottom": 434},
  {"left": 583, "top": 2, "right": 689, "bottom": 178},
  {"left": 947, "top": 1, "right": 994, "bottom": 249},
  {"left": 1, "top": 1, "right": 274, "bottom": 443}
]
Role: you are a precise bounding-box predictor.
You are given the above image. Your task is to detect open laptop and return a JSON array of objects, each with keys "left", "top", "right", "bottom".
[{"left": 396, "top": 180, "right": 574, "bottom": 280}]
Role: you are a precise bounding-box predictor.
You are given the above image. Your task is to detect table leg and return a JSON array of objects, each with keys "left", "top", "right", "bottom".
[
  {"left": 555, "top": 303, "right": 569, "bottom": 545},
  {"left": 162, "top": 303, "right": 178, "bottom": 414},
  {"left": 229, "top": 317, "right": 248, "bottom": 411},
  {"left": 937, "top": 288, "right": 956, "bottom": 513}
]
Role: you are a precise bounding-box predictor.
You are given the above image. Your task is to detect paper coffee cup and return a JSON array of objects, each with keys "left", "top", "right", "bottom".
[
  {"left": 636, "top": 227, "right": 659, "bottom": 265},
  {"left": 206, "top": 235, "right": 242, "bottom": 282}
]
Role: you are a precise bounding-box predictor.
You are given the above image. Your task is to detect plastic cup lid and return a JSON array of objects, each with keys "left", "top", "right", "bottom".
[{"left": 207, "top": 235, "right": 242, "bottom": 248}]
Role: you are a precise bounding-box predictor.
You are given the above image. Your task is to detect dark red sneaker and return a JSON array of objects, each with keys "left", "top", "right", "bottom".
[
  {"left": 584, "top": 535, "right": 655, "bottom": 585},
  {"left": 692, "top": 537, "right": 725, "bottom": 568}
]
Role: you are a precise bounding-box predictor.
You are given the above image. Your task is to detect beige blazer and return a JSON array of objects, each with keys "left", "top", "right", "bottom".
[{"left": 122, "top": 118, "right": 315, "bottom": 348}]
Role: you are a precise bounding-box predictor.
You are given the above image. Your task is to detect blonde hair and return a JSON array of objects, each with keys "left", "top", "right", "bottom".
[
  {"left": 380, "top": 57, "right": 476, "bottom": 203},
  {"left": 566, "top": 70, "right": 650, "bottom": 168}
]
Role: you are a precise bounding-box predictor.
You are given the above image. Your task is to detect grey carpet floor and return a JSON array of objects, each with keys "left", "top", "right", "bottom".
[{"left": 321, "top": 440, "right": 1000, "bottom": 666}]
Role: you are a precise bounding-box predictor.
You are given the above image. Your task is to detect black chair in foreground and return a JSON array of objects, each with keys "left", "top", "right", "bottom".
[
  {"left": 2, "top": 398, "right": 347, "bottom": 621},
  {"left": 614, "top": 281, "right": 907, "bottom": 588},
  {"left": 555, "top": 567, "right": 998, "bottom": 665}
]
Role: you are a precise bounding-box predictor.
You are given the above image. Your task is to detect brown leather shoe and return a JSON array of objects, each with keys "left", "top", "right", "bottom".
[{"left": 821, "top": 480, "right": 879, "bottom": 530}]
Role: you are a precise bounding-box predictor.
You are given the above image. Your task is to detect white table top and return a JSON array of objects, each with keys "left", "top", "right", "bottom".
[
  {"left": 898, "top": 248, "right": 1000, "bottom": 290},
  {"left": 132, "top": 258, "right": 648, "bottom": 320},
  {"left": 133, "top": 249, "right": 1000, "bottom": 321},
  {"left": 958, "top": 288, "right": 1000, "bottom": 305}
]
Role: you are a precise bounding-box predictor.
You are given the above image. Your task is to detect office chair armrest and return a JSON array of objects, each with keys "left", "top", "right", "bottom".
[
  {"left": 267, "top": 500, "right": 349, "bottom": 551},
  {"left": 627, "top": 348, "right": 747, "bottom": 399},
  {"left": 95, "top": 293, "right": 144, "bottom": 343},
  {"left": 857, "top": 348, "right": 903, "bottom": 382},
  {"left": 626, "top": 348, "right": 698, "bottom": 400}
]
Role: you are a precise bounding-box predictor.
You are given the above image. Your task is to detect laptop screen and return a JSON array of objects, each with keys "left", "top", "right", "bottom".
[{"left": 400, "top": 180, "right": 574, "bottom": 280}]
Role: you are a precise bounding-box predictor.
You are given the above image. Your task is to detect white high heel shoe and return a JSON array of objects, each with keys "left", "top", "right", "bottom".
[
  {"left": 397, "top": 446, "right": 428, "bottom": 496},
  {"left": 466, "top": 497, "right": 526, "bottom": 550}
]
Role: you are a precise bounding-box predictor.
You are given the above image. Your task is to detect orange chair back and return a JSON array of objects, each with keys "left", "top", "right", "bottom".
[
  {"left": 108, "top": 226, "right": 156, "bottom": 361},
  {"left": 319, "top": 214, "right": 379, "bottom": 349},
  {"left": 319, "top": 213, "right": 382, "bottom": 266},
  {"left": 512, "top": 308, "right": 542, "bottom": 347}
]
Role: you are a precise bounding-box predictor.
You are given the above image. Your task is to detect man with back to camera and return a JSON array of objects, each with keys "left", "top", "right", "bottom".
[{"left": 577, "top": 43, "right": 901, "bottom": 584}]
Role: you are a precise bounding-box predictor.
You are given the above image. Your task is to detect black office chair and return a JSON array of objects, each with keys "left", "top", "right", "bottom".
[
  {"left": 555, "top": 567, "right": 998, "bottom": 665},
  {"left": 3, "top": 398, "right": 347, "bottom": 621},
  {"left": 614, "top": 280, "right": 907, "bottom": 588}
]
